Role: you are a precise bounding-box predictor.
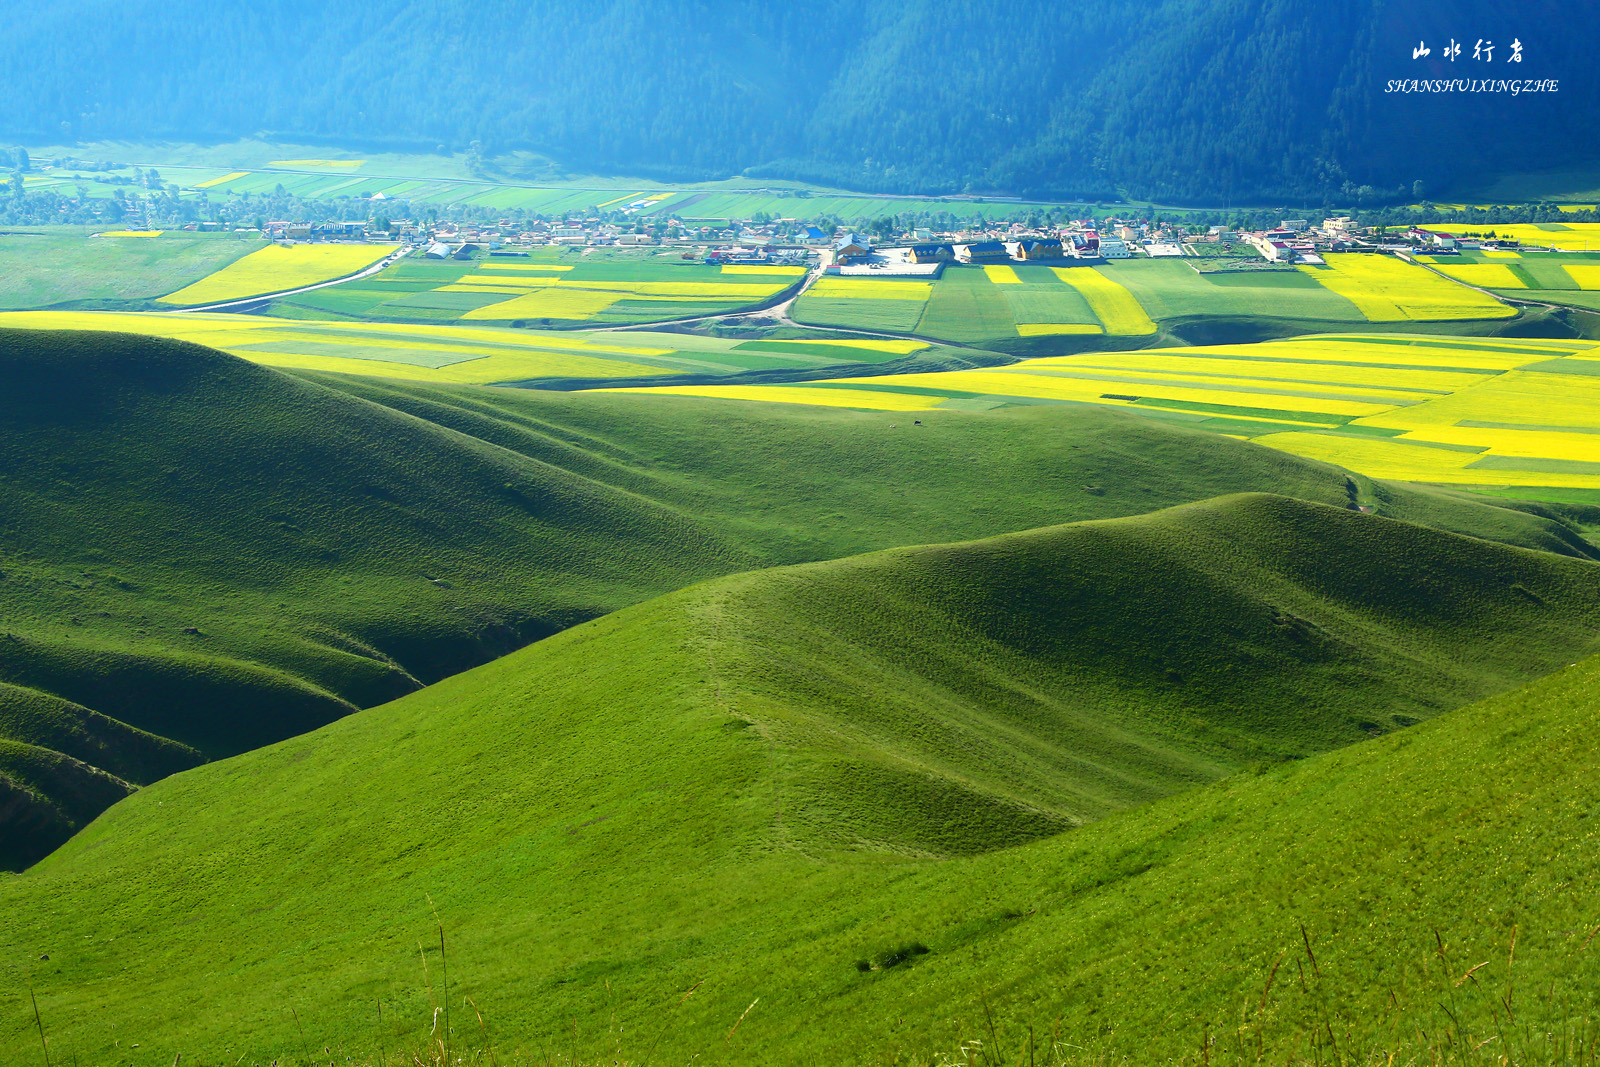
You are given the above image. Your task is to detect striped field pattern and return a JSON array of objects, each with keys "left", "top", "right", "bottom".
[
  {"left": 1298, "top": 255, "right": 1515, "bottom": 321},
  {"left": 602, "top": 333, "right": 1600, "bottom": 490}
]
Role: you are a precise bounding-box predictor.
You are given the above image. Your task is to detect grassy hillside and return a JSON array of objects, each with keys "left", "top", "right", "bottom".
[
  {"left": 4, "top": 327, "right": 1596, "bottom": 867},
  {"left": 2, "top": 495, "right": 1598, "bottom": 1064}
]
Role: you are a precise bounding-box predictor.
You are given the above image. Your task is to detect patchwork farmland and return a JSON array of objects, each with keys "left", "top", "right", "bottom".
[
  {"left": 0, "top": 309, "right": 940, "bottom": 384},
  {"left": 791, "top": 255, "right": 1518, "bottom": 348},
  {"left": 601, "top": 334, "right": 1600, "bottom": 492},
  {"left": 269, "top": 248, "right": 806, "bottom": 325},
  {"left": 1413, "top": 247, "right": 1600, "bottom": 314}
]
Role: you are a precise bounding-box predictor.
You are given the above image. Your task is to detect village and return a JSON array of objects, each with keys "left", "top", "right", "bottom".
[{"left": 228, "top": 211, "right": 1555, "bottom": 279}]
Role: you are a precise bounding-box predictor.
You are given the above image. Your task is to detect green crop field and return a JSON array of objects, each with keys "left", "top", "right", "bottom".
[
  {"left": 0, "top": 229, "right": 256, "bottom": 309},
  {"left": 1111, "top": 257, "right": 1368, "bottom": 323},
  {"left": 613, "top": 333, "right": 1600, "bottom": 494},
  {"left": 266, "top": 247, "right": 805, "bottom": 326},
  {"left": 2, "top": 483, "right": 1598, "bottom": 1064}
]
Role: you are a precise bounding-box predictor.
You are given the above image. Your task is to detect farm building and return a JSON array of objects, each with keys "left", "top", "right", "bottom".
[
  {"left": 1097, "top": 238, "right": 1132, "bottom": 259},
  {"left": 1013, "top": 238, "right": 1064, "bottom": 260},
  {"left": 909, "top": 242, "right": 956, "bottom": 264},
  {"left": 452, "top": 243, "right": 480, "bottom": 260},
  {"left": 834, "top": 233, "right": 873, "bottom": 264},
  {"left": 956, "top": 241, "right": 1011, "bottom": 264},
  {"left": 424, "top": 241, "right": 452, "bottom": 258}
]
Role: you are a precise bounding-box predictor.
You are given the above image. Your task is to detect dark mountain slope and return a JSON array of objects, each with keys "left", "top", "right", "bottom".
[
  {"left": 1, "top": 495, "right": 1597, "bottom": 1061},
  {"left": 0, "top": 0, "right": 1592, "bottom": 202}
]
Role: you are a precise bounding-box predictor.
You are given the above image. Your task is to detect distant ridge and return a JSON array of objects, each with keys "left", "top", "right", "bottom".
[{"left": 1, "top": 1, "right": 1594, "bottom": 202}]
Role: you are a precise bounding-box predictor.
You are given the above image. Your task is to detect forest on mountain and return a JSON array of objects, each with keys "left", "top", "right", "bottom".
[{"left": 0, "top": 0, "right": 1594, "bottom": 204}]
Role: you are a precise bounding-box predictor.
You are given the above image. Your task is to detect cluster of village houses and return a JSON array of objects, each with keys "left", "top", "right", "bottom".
[{"left": 225, "top": 213, "right": 1526, "bottom": 271}]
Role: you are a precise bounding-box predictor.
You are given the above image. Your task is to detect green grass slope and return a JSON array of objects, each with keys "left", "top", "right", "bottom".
[
  {"left": 3, "top": 495, "right": 1598, "bottom": 1065},
  {"left": 4, "top": 327, "right": 1596, "bottom": 866},
  {"left": 306, "top": 372, "right": 1600, "bottom": 566}
]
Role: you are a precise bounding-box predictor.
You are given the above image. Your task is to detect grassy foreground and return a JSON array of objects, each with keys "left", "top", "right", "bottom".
[
  {"left": 2, "top": 495, "right": 1598, "bottom": 1065},
  {"left": 4, "top": 327, "right": 1599, "bottom": 867}
]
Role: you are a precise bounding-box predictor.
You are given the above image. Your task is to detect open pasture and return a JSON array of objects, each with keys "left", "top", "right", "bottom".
[
  {"left": 0, "top": 229, "right": 256, "bottom": 309},
  {"left": 0, "top": 309, "right": 934, "bottom": 384},
  {"left": 157, "top": 242, "right": 393, "bottom": 305},
  {"left": 1103, "top": 257, "right": 1368, "bottom": 325},
  {"left": 603, "top": 333, "right": 1600, "bottom": 489}
]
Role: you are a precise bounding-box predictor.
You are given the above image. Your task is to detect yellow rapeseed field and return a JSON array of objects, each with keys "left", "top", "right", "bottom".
[
  {"left": 1048, "top": 268, "right": 1158, "bottom": 335},
  {"left": 1432, "top": 263, "right": 1527, "bottom": 289},
  {"left": 722, "top": 265, "right": 806, "bottom": 276},
  {"left": 1559, "top": 265, "right": 1600, "bottom": 289},
  {"left": 831, "top": 368, "right": 1394, "bottom": 417},
  {"left": 1251, "top": 433, "right": 1479, "bottom": 477},
  {"left": 601, "top": 333, "right": 1600, "bottom": 489},
  {"left": 808, "top": 277, "right": 933, "bottom": 302},
  {"left": 983, "top": 265, "right": 1022, "bottom": 284},
  {"left": 1254, "top": 431, "right": 1600, "bottom": 489},
  {"left": 1480, "top": 249, "right": 1522, "bottom": 259},
  {"left": 158, "top": 244, "right": 392, "bottom": 305},
  {"left": 1067, "top": 350, "right": 1494, "bottom": 394},
  {"left": 194, "top": 172, "right": 249, "bottom": 189},
  {"left": 1348, "top": 370, "right": 1600, "bottom": 431},
  {"left": 461, "top": 289, "right": 623, "bottom": 320},
  {"left": 1394, "top": 425, "right": 1600, "bottom": 463},
  {"left": 99, "top": 231, "right": 164, "bottom": 237},
  {"left": 1483, "top": 224, "right": 1600, "bottom": 251},
  {"left": 1271, "top": 335, "right": 1574, "bottom": 369},
  {"left": 1299, "top": 254, "right": 1514, "bottom": 321}
]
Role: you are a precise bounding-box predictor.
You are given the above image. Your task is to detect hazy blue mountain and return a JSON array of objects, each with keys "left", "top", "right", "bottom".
[{"left": 1, "top": 0, "right": 1591, "bottom": 204}]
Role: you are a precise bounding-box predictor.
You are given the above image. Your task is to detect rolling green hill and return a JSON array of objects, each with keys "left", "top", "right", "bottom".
[
  {"left": 2, "top": 494, "right": 1598, "bottom": 1065},
  {"left": 3, "top": 327, "right": 1597, "bottom": 868}
]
